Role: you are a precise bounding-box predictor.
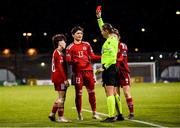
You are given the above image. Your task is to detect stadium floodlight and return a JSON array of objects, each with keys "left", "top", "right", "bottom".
[
  {"left": 159, "top": 54, "right": 163, "bottom": 59},
  {"left": 26, "top": 48, "right": 37, "bottom": 56},
  {"left": 134, "top": 48, "right": 139, "bottom": 52},
  {"left": 174, "top": 55, "right": 178, "bottom": 59},
  {"left": 93, "top": 38, "right": 97, "bottom": 43},
  {"left": 40, "top": 62, "right": 45, "bottom": 67},
  {"left": 43, "top": 32, "right": 47, "bottom": 36},
  {"left": 23, "top": 32, "right": 32, "bottom": 37},
  {"left": 27, "top": 32, "right": 32, "bottom": 37},
  {"left": 2, "top": 48, "right": 10, "bottom": 56},
  {"left": 141, "top": 28, "right": 145, "bottom": 32},
  {"left": 150, "top": 56, "right": 154, "bottom": 60},
  {"left": 176, "top": 10, "right": 180, "bottom": 15}
]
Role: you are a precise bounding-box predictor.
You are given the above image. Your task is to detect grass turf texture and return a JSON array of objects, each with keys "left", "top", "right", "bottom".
[{"left": 0, "top": 83, "right": 180, "bottom": 127}]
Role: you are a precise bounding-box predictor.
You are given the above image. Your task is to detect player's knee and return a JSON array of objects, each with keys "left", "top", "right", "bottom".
[
  {"left": 87, "top": 89, "right": 95, "bottom": 94},
  {"left": 57, "top": 97, "right": 65, "bottom": 106},
  {"left": 124, "top": 92, "right": 131, "bottom": 99},
  {"left": 76, "top": 90, "right": 82, "bottom": 96}
]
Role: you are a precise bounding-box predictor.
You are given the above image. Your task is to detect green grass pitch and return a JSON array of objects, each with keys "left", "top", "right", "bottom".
[{"left": 0, "top": 82, "right": 180, "bottom": 127}]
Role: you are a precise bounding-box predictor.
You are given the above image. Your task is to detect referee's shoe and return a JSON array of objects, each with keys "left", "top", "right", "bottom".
[
  {"left": 115, "top": 114, "right": 124, "bottom": 121},
  {"left": 100, "top": 117, "right": 116, "bottom": 122}
]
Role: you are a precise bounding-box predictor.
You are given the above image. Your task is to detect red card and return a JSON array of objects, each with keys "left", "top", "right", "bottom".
[{"left": 96, "top": 6, "right": 102, "bottom": 12}]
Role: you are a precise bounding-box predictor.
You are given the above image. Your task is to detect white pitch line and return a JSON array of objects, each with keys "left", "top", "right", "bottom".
[{"left": 72, "top": 107, "right": 168, "bottom": 128}]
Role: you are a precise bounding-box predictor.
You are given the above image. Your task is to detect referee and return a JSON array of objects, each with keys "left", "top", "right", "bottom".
[{"left": 96, "top": 9, "right": 119, "bottom": 122}]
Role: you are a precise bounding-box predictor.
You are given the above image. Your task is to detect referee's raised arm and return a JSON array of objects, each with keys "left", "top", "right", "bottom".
[{"left": 96, "top": 6, "right": 104, "bottom": 31}]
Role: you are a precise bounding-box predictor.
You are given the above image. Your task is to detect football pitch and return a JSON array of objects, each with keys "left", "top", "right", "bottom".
[{"left": 0, "top": 82, "right": 180, "bottom": 127}]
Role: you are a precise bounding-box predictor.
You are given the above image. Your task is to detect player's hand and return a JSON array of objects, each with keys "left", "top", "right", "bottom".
[
  {"left": 117, "top": 56, "right": 123, "bottom": 62},
  {"left": 64, "top": 80, "right": 70, "bottom": 87},
  {"left": 96, "top": 6, "right": 102, "bottom": 18}
]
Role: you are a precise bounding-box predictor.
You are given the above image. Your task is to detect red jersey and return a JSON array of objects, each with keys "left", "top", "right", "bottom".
[
  {"left": 51, "top": 49, "right": 67, "bottom": 83},
  {"left": 66, "top": 41, "right": 101, "bottom": 72},
  {"left": 116, "top": 42, "right": 130, "bottom": 73}
]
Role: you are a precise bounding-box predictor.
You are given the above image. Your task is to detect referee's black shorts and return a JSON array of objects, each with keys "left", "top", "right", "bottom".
[{"left": 102, "top": 64, "right": 118, "bottom": 86}]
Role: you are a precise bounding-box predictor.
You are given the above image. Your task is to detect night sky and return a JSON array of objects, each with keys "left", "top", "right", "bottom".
[{"left": 0, "top": 0, "right": 180, "bottom": 53}]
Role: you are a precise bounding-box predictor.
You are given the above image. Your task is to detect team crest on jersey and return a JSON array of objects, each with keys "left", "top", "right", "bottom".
[{"left": 83, "top": 46, "right": 87, "bottom": 50}]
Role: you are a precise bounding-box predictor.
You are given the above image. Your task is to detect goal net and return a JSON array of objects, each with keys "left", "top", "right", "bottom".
[
  {"left": 128, "top": 62, "right": 156, "bottom": 83},
  {"left": 93, "top": 62, "right": 156, "bottom": 83}
]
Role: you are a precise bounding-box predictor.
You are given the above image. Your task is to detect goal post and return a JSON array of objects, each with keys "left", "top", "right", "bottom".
[
  {"left": 93, "top": 62, "right": 156, "bottom": 83},
  {"left": 128, "top": 62, "right": 156, "bottom": 83}
]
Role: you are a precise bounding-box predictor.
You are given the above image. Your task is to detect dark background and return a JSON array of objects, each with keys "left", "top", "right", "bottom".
[{"left": 0, "top": 0, "right": 180, "bottom": 53}]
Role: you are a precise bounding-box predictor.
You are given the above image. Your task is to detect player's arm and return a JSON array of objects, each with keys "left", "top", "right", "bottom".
[
  {"left": 89, "top": 46, "right": 101, "bottom": 60},
  {"left": 57, "top": 61, "right": 70, "bottom": 87},
  {"left": 117, "top": 56, "right": 123, "bottom": 62},
  {"left": 56, "top": 59, "right": 67, "bottom": 81},
  {"left": 85, "top": 42, "right": 101, "bottom": 60},
  {"left": 66, "top": 47, "right": 79, "bottom": 65},
  {"left": 117, "top": 43, "right": 128, "bottom": 62},
  {"left": 117, "top": 51, "right": 127, "bottom": 62},
  {"left": 90, "top": 53, "right": 101, "bottom": 60},
  {"left": 63, "top": 60, "right": 70, "bottom": 87},
  {"left": 65, "top": 48, "right": 73, "bottom": 64},
  {"left": 117, "top": 49, "right": 124, "bottom": 62}
]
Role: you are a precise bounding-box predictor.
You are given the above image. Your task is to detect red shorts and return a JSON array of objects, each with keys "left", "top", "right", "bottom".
[
  {"left": 54, "top": 82, "right": 67, "bottom": 91},
  {"left": 72, "top": 70, "right": 95, "bottom": 90},
  {"left": 117, "top": 70, "right": 131, "bottom": 87}
]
